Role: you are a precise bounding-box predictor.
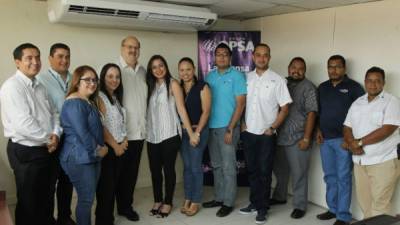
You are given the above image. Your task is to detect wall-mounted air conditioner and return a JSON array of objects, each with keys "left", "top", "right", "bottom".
[{"left": 47, "top": 0, "right": 218, "bottom": 32}]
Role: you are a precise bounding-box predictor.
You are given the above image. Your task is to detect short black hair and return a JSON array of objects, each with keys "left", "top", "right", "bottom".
[
  {"left": 328, "top": 54, "right": 346, "bottom": 68},
  {"left": 49, "top": 43, "right": 70, "bottom": 56},
  {"left": 289, "top": 57, "right": 306, "bottom": 71},
  {"left": 365, "top": 66, "right": 385, "bottom": 81},
  {"left": 13, "top": 43, "right": 40, "bottom": 60},
  {"left": 214, "top": 42, "right": 232, "bottom": 56},
  {"left": 254, "top": 43, "right": 270, "bottom": 53}
]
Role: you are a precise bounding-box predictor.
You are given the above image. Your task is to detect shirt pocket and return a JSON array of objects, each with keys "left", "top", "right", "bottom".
[{"left": 370, "top": 111, "right": 384, "bottom": 126}]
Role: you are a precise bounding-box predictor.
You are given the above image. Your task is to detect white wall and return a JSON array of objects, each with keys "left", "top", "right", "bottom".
[
  {"left": 0, "top": 0, "right": 244, "bottom": 204},
  {"left": 243, "top": 0, "right": 400, "bottom": 219}
]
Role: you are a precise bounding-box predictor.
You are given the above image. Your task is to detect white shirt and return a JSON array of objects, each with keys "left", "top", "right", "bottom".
[
  {"left": 245, "top": 68, "right": 292, "bottom": 135},
  {"left": 344, "top": 91, "right": 400, "bottom": 165},
  {"left": 146, "top": 82, "right": 181, "bottom": 144},
  {"left": 99, "top": 92, "right": 127, "bottom": 143},
  {"left": 118, "top": 56, "right": 147, "bottom": 140},
  {"left": 0, "top": 70, "right": 62, "bottom": 146}
]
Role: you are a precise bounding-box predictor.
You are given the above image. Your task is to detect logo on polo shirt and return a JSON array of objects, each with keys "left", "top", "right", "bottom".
[{"left": 339, "top": 89, "right": 349, "bottom": 93}]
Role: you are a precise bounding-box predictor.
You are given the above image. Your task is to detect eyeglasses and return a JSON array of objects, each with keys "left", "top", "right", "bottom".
[
  {"left": 80, "top": 78, "right": 98, "bottom": 84},
  {"left": 123, "top": 44, "right": 140, "bottom": 50}
]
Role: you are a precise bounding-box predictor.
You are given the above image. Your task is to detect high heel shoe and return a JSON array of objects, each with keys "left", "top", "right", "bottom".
[
  {"left": 181, "top": 200, "right": 191, "bottom": 214},
  {"left": 149, "top": 203, "right": 162, "bottom": 216},
  {"left": 157, "top": 204, "right": 172, "bottom": 218},
  {"left": 185, "top": 203, "right": 199, "bottom": 216}
]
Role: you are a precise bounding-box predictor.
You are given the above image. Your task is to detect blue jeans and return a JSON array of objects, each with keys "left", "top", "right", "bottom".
[
  {"left": 208, "top": 126, "right": 240, "bottom": 207},
  {"left": 320, "top": 138, "right": 352, "bottom": 222},
  {"left": 61, "top": 159, "right": 100, "bottom": 225},
  {"left": 181, "top": 128, "right": 209, "bottom": 203}
]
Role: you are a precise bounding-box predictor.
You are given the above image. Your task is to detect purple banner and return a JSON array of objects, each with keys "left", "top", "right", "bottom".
[{"left": 198, "top": 31, "right": 261, "bottom": 79}]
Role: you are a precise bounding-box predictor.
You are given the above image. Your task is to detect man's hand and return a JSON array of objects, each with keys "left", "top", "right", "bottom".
[
  {"left": 298, "top": 139, "right": 310, "bottom": 151},
  {"left": 47, "top": 134, "right": 59, "bottom": 153},
  {"left": 224, "top": 129, "right": 233, "bottom": 144}
]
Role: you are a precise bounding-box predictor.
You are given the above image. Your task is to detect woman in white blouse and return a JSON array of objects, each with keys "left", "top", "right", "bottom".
[
  {"left": 146, "top": 55, "right": 199, "bottom": 218},
  {"left": 95, "top": 63, "right": 128, "bottom": 225}
]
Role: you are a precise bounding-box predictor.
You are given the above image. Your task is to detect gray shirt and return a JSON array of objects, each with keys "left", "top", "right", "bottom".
[{"left": 277, "top": 78, "right": 318, "bottom": 146}]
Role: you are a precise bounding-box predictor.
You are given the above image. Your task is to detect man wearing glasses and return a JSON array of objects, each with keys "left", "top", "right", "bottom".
[{"left": 316, "top": 55, "right": 364, "bottom": 225}]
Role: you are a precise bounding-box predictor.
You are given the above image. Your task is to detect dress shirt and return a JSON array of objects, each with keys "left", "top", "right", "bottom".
[
  {"left": 0, "top": 70, "right": 62, "bottom": 146},
  {"left": 245, "top": 69, "right": 292, "bottom": 135},
  {"left": 344, "top": 91, "right": 400, "bottom": 165},
  {"left": 118, "top": 56, "right": 147, "bottom": 140},
  {"left": 37, "top": 68, "right": 71, "bottom": 114}
]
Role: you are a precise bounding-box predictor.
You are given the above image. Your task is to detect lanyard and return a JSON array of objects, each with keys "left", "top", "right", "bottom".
[{"left": 48, "top": 69, "right": 68, "bottom": 94}]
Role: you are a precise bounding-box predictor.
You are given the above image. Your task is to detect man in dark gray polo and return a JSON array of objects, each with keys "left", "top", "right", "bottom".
[{"left": 272, "top": 57, "right": 318, "bottom": 219}]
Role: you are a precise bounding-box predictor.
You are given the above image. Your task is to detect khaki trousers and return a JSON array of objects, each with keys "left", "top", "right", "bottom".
[{"left": 354, "top": 158, "right": 400, "bottom": 219}]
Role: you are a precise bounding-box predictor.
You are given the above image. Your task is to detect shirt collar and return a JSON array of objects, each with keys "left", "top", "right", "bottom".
[
  {"left": 360, "top": 90, "right": 386, "bottom": 102},
  {"left": 216, "top": 66, "right": 233, "bottom": 76},
  {"left": 49, "top": 68, "right": 71, "bottom": 83},
  {"left": 16, "top": 70, "right": 39, "bottom": 88},
  {"left": 119, "top": 56, "right": 140, "bottom": 72}
]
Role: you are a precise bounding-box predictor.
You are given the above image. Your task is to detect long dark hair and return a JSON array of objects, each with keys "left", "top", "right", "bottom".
[
  {"left": 178, "top": 57, "right": 198, "bottom": 96},
  {"left": 146, "top": 55, "right": 173, "bottom": 105},
  {"left": 99, "top": 63, "right": 123, "bottom": 106}
]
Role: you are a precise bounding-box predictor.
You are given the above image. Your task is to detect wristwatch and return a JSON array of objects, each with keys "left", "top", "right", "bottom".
[
  {"left": 357, "top": 139, "right": 363, "bottom": 147},
  {"left": 269, "top": 126, "right": 276, "bottom": 134}
]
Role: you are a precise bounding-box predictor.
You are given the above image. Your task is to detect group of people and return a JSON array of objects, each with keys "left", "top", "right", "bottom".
[{"left": 0, "top": 35, "right": 399, "bottom": 225}]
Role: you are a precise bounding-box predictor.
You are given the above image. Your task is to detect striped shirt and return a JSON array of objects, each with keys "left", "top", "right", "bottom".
[{"left": 146, "top": 81, "right": 181, "bottom": 144}]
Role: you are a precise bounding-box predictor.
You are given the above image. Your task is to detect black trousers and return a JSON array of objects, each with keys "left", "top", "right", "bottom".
[
  {"left": 7, "top": 140, "right": 58, "bottom": 225},
  {"left": 147, "top": 135, "right": 181, "bottom": 205},
  {"left": 115, "top": 140, "right": 144, "bottom": 213},
  {"left": 95, "top": 144, "right": 124, "bottom": 225},
  {"left": 241, "top": 132, "right": 276, "bottom": 212},
  {"left": 53, "top": 143, "right": 73, "bottom": 220}
]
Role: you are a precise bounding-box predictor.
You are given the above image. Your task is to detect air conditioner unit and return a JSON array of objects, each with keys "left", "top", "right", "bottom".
[{"left": 47, "top": 0, "right": 218, "bottom": 32}]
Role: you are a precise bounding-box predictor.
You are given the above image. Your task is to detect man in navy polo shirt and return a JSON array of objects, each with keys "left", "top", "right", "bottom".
[
  {"left": 202, "top": 43, "right": 247, "bottom": 217},
  {"left": 316, "top": 55, "right": 364, "bottom": 225}
]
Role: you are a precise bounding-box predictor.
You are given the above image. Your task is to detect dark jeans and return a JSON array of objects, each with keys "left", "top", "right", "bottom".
[
  {"left": 7, "top": 140, "right": 58, "bottom": 225},
  {"left": 147, "top": 135, "right": 181, "bottom": 205},
  {"left": 242, "top": 131, "right": 276, "bottom": 211},
  {"left": 61, "top": 159, "right": 100, "bottom": 225},
  {"left": 115, "top": 140, "right": 144, "bottom": 213},
  {"left": 95, "top": 144, "right": 123, "bottom": 225},
  {"left": 181, "top": 128, "right": 209, "bottom": 203}
]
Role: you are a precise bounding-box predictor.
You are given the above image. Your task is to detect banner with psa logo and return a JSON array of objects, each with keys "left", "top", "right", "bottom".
[{"left": 198, "top": 31, "right": 261, "bottom": 80}]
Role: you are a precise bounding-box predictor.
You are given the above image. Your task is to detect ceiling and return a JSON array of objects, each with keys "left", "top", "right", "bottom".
[{"left": 145, "top": 0, "right": 381, "bottom": 20}]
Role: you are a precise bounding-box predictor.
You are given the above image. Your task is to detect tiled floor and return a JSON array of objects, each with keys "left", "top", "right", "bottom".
[{"left": 9, "top": 185, "right": 340, "bottom": 225}]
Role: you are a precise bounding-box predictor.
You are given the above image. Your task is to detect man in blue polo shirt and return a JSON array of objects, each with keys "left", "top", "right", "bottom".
[
  {"left": 316, "top": 55, "right": 364, "bottom": 225},
  {"left": 202, "top": 43, "right": 247, "bottom": 217}
]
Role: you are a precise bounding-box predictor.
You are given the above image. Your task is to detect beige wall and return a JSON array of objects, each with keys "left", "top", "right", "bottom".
[
  {"left": 0, "top": 0, "right": 240, "bottom": 204},
  {"left": 243, "top": 0, "right": 400, "bottom": 219}
]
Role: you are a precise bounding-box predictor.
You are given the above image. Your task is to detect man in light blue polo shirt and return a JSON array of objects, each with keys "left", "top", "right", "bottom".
[
  {"left": 37, "top": 43, "right": 75, "bottom": 225},
  {"left": 202, "top": 43, "right": 247, "bottom": 217}
]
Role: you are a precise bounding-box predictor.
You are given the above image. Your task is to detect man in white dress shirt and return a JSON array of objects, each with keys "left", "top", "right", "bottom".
[
  {"left": 0, "top": 43, "right": 62, "bottom": 225},
  {"left": 114, "top": 36, "right": 147, "bottom": 221},
  {"left": 239, "top": 43, "right": 292, "bottom": 224},
  {"left": 343, "top": 66, "right": 400, "bottom": 219}
]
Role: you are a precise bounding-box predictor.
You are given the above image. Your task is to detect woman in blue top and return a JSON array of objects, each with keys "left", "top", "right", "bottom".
[
  {"left": 60, "top": 65, "right": 108, "bottom": 225},
  {"left": 178, "top": 57, "right": 211, "bottom": 216}
]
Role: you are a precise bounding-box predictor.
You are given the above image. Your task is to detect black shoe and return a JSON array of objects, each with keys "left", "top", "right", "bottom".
[
  {"left": 290, "top": 209, "right": 306, "bottom": 219},
  {"left": 239, "top": 203, "right": 256, "bottom": 215},
  {"left": 316, "top": 211, "right": 336, "bottom": 220},
  {"left": 269, "top": 198, "right": 287, "bottom": 206},
  {"left": 119, "top": 209, "right": 140, "bottom": 221},
  {"left": 255, "top": 210, "right": 267, "bottom": 224},
  {"left": 216, "top": 205, "right": 233, "bottom": 217},
  {"left": 202, "top": 200, "right": 223, "bottom": 208},
  {"left": 56, "top": 217, "right": 76, "bottom": 225},
  {"left": 333, "top": 220, "right": 350, "bottom": 225}
]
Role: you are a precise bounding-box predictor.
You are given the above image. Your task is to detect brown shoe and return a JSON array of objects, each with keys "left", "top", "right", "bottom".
[
  {"left": 185, "top": 203, "right": 200, "bottom": 216},
  {"left": 181, "top": 200, "right": 191, "bottom": 214}
]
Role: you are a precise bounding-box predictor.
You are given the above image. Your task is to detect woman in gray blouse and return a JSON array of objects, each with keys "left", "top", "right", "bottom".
[
  {"left": 146, "top": 55, "right": 199, "bottom": 218},
  {"left": 95, "top": 63, "right": 128, "bottom": 225}
]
